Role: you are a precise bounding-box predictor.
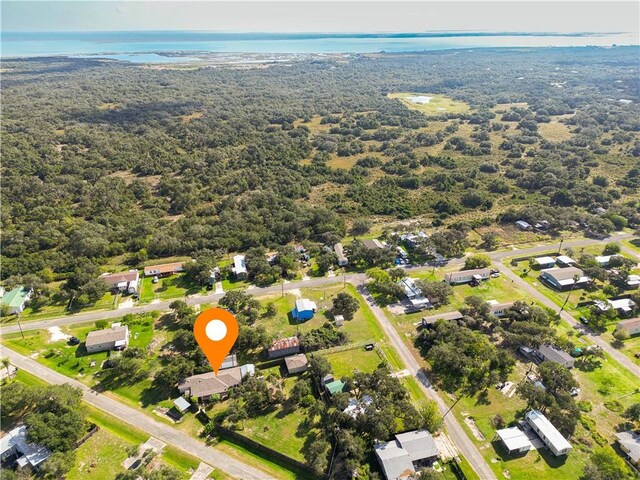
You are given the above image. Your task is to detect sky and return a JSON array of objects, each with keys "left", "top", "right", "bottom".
[{"left": 2, "top": 1, "right": 639, "bottom": 36}]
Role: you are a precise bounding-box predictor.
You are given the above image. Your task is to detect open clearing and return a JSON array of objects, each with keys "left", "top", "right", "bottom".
[{"left": 388, "top": 92, "right": 471, "bottom": 115}]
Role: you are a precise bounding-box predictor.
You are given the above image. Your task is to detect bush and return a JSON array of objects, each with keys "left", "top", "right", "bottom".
[
  {"left": 95, "top": 320, "right": 108, "bottom": 329},
  {"left": 464, "top": 254, "right": 491, "bottom": 270}
]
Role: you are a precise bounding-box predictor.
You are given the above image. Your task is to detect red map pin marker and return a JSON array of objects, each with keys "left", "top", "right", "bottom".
[{"left": 194, "top": 307, "right": 239, "bottom": 374}]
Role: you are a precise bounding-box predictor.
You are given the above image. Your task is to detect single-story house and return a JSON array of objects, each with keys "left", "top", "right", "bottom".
[
  {"left": 421, "top": 311, "right": 464, "bottom": 327},
  {"left": 616, "top": 317, "right": 640, "bottom": 336},
  {"left": 0, "top": 425, "right": 51, "bottom": 470},
  {"left": 362, "top": 239, "right": 385, "bottom": 250},
  {"left": 85, "top": 325, "right": 130, "bottom": 353},
  {"left": 536, "top": 344, "right": 575, "bottom": 368},
  {"left": 398, "top": 277, "right": 432, "bottom": 309},
  {"left": 0, "top": 286, "right": 32, "bottom": 315},
  {"left": 534, "top": 256, "right": 556, "bottom": 269},
  {"left": 399, "top": 232, "right": 428, "bottom": 249},
  {"left": 595, "top": 255, "right": 620, "bottom": 267},
  {"left": 267, "top": 337, "right": 300, "bottom": 359},
  {"left": 231, "top": 255, "right": 247, "bottom": 279},
  {"left": 143, "top": 262, "right": 185, "bottom": 277},
  {"left": 555, "top": 255, "right": 576, "bottom": 267},
  {"left": 343, "top": 395, "right": 373, "bottom": 418},
  {"left": 515, "top": 220, "right": 532, "bottom": 230},
  {"left": 178, "top": 364, "right": 255, "bottom": 401},
  {"left": 539, "top": 267, "right": 590, "bottom": 291},
  {"left": 627, "top": 274, "right": 640, "bottom": 289},
  {"left": 101, "top": 270, "right": 139, "bottom": 294},
  {"left": 334, "top": 243, "right": 349, "bottom": 266},
  {"left": 487, "top": 300, "right": 514, "bottom": 317},
  {"left": 445, "top": 268, "right": 491, "bottom": 285},
  {"left": 173, "top": 396, "right": 191, "bottom": 413},
  {"left": 594, "top": 298, "right": 636, "bottom": 315},
  {"left": 292, "top": 299, "right": 317, "bottom": 322},
  {"left": 284, "top": 353, "right": 309, "bottom": 374},
  {"left": 615, "top": 431, "right": 640, "bottom": 466},
  {"left": 525, "top": 410, "right": 572, "bottom": 456},
  {"left": 496, "top": 427, "right": 533, "bottom": 455},
  {"left": 325, "top": 380, "right": 346, "bottom": 395},
  {"left": 396, "top": 246, "right": 409, "bottom": 259},
  {"left": 375, "top": 430, "right": 440, "bottom": 480}
]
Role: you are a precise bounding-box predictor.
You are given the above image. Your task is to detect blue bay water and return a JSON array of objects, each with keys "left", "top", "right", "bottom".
[{"left": 1, "top": 31, "right": 636, "bottom": 62}]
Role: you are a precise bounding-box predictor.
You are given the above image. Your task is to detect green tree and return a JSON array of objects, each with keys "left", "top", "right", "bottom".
[
  {"left": 41, "top": 451, "right": 76, "bottom": 479},
  {"left": 464, "top": 254, "right": 491, "bottom": 270},
  {"left": 414, "top": 280, "right": 453, "bottom": 305},
  {"left": 332, "top": 292, "right": 359, "bottom": 320},
  {"left": 581, "top": 448, "right": 631, "bottom": 480}
]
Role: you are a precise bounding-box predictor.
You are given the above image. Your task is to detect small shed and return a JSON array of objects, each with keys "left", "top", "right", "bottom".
[
  {"left": 534, "top": 256, "right": 556, "bottom": 269},
  {"left": 292, "top": 299, "right": 317, "bottom": 322},
  {"left": 334, "top": 314, "right": 344, "bottom": 327},
  {"left": 325, "top": 380, "right": 346, "bottom": 395},
  {"left": 173, "top": 396, "right": 191, "bottom": 413}
]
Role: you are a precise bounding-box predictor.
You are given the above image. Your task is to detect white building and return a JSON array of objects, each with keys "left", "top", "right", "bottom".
[
  {"left": 231, "top": 255, "right": 247, "bottom": 279},
  {"left": 525, "top": 410, "right": 572, "bottom": 456},
  {"left": 496, "top": 427, "right": 533, "bottom": 454},
  {"left": 0, "top": 425, "right": 51, "bottom": 470},
  {"left": 534, "top": 256, "right": 556, "bottom": 269},
  {"left": 594, "top": 298, "right": 636, "bottom": 315},
  {"left": 397, "top": 277, "right": 432, "bottom": 309}
]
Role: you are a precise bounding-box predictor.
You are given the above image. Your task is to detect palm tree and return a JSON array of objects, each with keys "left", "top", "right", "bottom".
[
  {"left": 559, "top": 274, "right": 581, "bottom": 315},
  {"left": 2, "top": 357, "right": 12, "bottom": 378}
]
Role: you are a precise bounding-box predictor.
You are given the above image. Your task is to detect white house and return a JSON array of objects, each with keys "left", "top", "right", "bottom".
[
  {"left": 534, "top": 256, "right": 556, "bottom": 269},
  {"left": 0, "top": 425, "right": 51, "bottom": 470},
  {"left": 594, "top": 298, "right": 636, "bottom": 315},
  {"left": 231, "top": 255, "right": 247, "bottom": 279},
  {"left": 397, "top": 277, "right": 432, "bottom": 309},
  {"left": 525, "top": 410, "right": 572, "bottom": 456},
  {"left": 595, "top": 255, "right": 620, "bottom": 267},
  {"left": 375, "top": 430, "right": 440, "bottom": 480},
  {"left": 85, "top": 325, "right": 130, "bottom": 353},
  {"left": 100, "top": 270, "right": 139, "bottom": 294},
  {"left": 496, "top": 427, "right": 533, "bottom": 454},
  {"left": 445, "top": 268, "right": 491, "bottom": 285},
  {"left": 556, "top": 255, "right": 576, "bottom": 267},
  {"left": 334, "top": 243, "right": 349, "bottom": 266}
]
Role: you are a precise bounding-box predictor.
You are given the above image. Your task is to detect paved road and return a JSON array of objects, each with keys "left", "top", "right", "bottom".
[
  {"left": 2, "top": 232, "right": 633, "bottom": 337},
  {"left": 1, "top": 346, "right": 274, "bottom": 480},
  {"left": 355, "top": 283, "right": 498, "bottom": 480},
  {"left": 494, "top": 260, "right": 639, "bottom": 378}
]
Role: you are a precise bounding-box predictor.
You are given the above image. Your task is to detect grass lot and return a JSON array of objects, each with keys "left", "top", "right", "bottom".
[
  {"left": 320, "top": 347, "right": 386, "bottom": 378},
  {"left": 388, "top": 92, "right": 471, "bottom": 115},
  {"left": 622, "top": 237, "right": 640, "bottom": 253},
  {"left": 139, "top": 274, "right": 207, "bottom": 303},
  {"left": 67, "top": 428, "right": 131, "bottom": 480},
  {"left": 537, "top": 121, "right": 573, "bottom": 142}
]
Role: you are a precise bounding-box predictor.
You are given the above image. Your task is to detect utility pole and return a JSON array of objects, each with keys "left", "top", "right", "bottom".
[
  {"left": 16, "top": 313, "right": 25, "bottom": 340},
  {"left": 442, "top": 394, "right": 463, "bottom": 420},
  {"left": 557, "top": 237, "right": 564, "bottom": 254}
]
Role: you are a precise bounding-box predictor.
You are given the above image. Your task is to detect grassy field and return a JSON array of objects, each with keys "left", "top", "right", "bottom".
[
  {"left": 622, "top": 237, "right": 640, "bottom": 253},
  {"left": 537, "top": 120, "right": 573, "bottom": 142},
  {"left": 320, "top": 347, "right": 386, "bottom": 378},
  {"left": 388, "top": 92, "right": 471, "bottom": 115}
]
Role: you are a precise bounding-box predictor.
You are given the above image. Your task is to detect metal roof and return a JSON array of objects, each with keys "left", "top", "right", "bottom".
[
  {"left": 496, "top": 427, "right": 533, "bottom": 452},
  {"left": 525, "top": 410, "right": 571, "bottom": 454}
]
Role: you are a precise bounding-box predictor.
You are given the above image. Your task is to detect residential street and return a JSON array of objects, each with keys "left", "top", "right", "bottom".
[
  {"left": 495, "top": 260, "right": 639, "bottom": 378},
  {"left": 1, "top": 346, "right": 274, "bottom": 480},
  {"left": 1, "top": 232, "right": 633, "bottom": 336},
  {"left": 355, "top": 283, "right": 498, "bottom": 480}
]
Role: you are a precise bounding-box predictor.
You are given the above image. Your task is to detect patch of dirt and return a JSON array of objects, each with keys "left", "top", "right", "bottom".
[
  {"left": 48, "top": 326, "right": 70, "bottom": 343},
  {"left": 464, "top": 417, "right": 486, "bottom": 441}
]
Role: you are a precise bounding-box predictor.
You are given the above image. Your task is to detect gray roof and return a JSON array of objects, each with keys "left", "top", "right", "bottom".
[
  {"left": 616, "top": 431, "right": 640, "bottom": 463},
  {"left": 374, "top": 440, "right": 415, "bottom": 480},
  {"left": 445, "top": 268, "right": 491, "bottom": 282},
  {"left": 85, "top": 325, "right": 128, "bottom": 347},
  {"left": 101, "top": 270, "right": 139, "bottom": 284},
  {"left": 375, "top": 430, "right": 439, "bottom": 480},
  {"left": 496, "top": 427, "right": 533, "bottom": 452},
  {"left": 538, "top": 344, "right": 574, "bottom": 365},
  {"left": 525, "top": 410, "right": 571, "bottom": 454},
  {"left": 395, "top": 430, "right": 439, "bottom": 461},
  {"left": 541, "top": 267, "right": 589, "bottom": 285},
  {"left": 178, "top": 365, "right": 253, "bottom": 397},
  {"left": 173, "top": 396, "right": 191, "bottom": 412},
  {"left": 362, "top": 239, "right": 384, "bottom": 250}
]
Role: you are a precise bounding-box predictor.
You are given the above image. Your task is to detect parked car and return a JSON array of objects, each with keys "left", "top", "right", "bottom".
[
  {"left": 490, "top": 272, "right": 500, "bottom": 278},
  {"left": 132, "top": 293, "right": 140, "bottom": 300},
  {"left": 579, "top": 316, "right": 589, "bottom": 325},
  {"left": 68, "top": 337, "right": 80, "bottom": 346},
  {"left": 152, "top": 276, "right": 159, "bottom": 284}
]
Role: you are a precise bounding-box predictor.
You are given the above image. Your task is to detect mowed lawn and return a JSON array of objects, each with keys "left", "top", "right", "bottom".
[
  {"left": 320, "top": 348, "right": 386, "bottom": 378},
  {"left": 67, "top": 428, "right": 131, "bottom": 480},
  {"left": 255, "top": 283, "right": 385, "bottom": 344}
]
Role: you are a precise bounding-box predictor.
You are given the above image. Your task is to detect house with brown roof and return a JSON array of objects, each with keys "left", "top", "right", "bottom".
[
  {"left": 616, "top": 317, "right": 640, "bottom": 336},
  {"left": 100, "top": 270, "right": 139, "bottom": 294},
  {"left": 143, "top": 262, "right": 185, "bottom": 278},
  {"left": 268, "top": 337, "right": 300, "bottom": 359},
  {"left": 178, "top": 364, "right": 255, "bottom": 401},
  {"left": 362, "top": 239, "right": 385, "bottom": 250},
  {"left": 284, "top": 353, "right": 309, "bottom": 374},
  {"left": 85, "top": 325, "right": 129, "bottom": 353}
]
